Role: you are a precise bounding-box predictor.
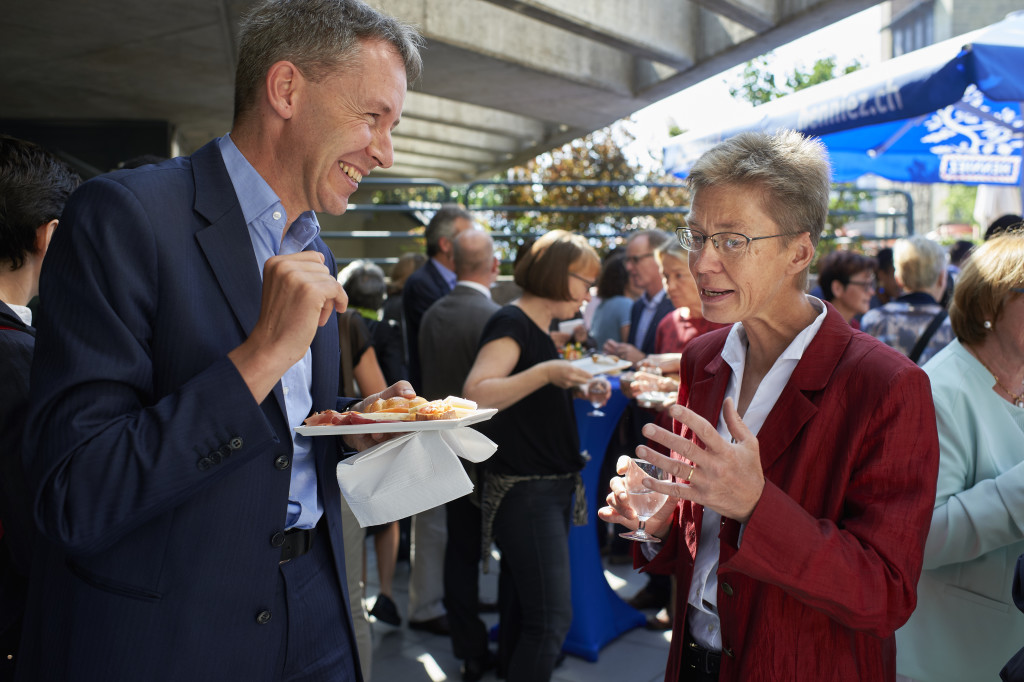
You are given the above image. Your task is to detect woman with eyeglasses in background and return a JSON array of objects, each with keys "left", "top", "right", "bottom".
[
  {"left": 815, "top": 250, "right": 877, "bottom": 328},
  {"left": 599, "top": 130, "right": 940, "bottom": 682},
  {"left": 463, "top": 230, "right": 602, "bottom": 682}
]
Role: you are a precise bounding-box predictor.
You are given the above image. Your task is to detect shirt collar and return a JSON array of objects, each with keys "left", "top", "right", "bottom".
[
  {"left": 641, "top": 289, "right": 666, "bottom": 309},
  {"left": 431, "top": 258, "right": 458, "bottom": 289},
  {"left": 456, "top": 280, "right": 492, "bottom": 298},
  {"left": 218, "top": 134, "right": 320, "bottom": 255},
  {"left": 722, "top": 296, "right": 827, "bottom": 371},
  {"left": 7, "top": 303, "right": 32, "bottom": 326}
]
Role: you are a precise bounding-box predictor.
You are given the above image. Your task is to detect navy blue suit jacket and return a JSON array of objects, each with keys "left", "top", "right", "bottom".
[
  {"left": 402, "top": 259, "right": 452, "bottom": 388},
  {"left": 20, "top": 141, "right": 359, "bottom": 680},
  {"left": 628, "top": 293, "right": 676, "bottom": 355}
]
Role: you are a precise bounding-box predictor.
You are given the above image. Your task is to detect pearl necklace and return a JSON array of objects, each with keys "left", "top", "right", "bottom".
[{"left": 973, "top": 352, "right": 1024, "bottom": 408}]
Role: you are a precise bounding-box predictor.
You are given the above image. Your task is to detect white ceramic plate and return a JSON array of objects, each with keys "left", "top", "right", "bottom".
[
  {"left": 570, "top": 355, "right": 633, "bottom": 376},
  {"left": 295, "top": 408, "right": 498, "bottom": 436},
  {"left": 635, "top": 391, "right": 677, "bottom": 409}
]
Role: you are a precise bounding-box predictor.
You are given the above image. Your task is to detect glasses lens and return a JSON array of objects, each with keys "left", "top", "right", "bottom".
[
  {"left": 677, "top": 228, "right": 702, "bottom": 251},
  {"left": 717, "top": 233, "right": 748, "bottom": 255}
]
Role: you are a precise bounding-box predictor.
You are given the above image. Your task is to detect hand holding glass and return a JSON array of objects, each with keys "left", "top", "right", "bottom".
[
  {"left": 619, "top": 458, "right": 669, "bottom": 543},
  {"left": 585, "top": 375, "right": 611, "bottom": 417}
]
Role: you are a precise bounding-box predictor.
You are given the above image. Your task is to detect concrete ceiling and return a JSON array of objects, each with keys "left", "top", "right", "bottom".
[{"left": 1, "top": 0, "right": 878, "bottom": 183}]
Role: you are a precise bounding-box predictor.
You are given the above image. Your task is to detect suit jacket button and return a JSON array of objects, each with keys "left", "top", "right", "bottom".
[
  {"left": 256, "top": 610, "right": 272, "bottom": 625},
  {"left": 208, "top": 450, "right": 223, "bottom": 465},
  {"left": 197, "top": 457, "right": 213, "bottom": 471},
  {"left": 229, "top": 436, "right": 244, "bottom": 450},
  {"left": 721, "top": 582, "right": 734, "bottom": 597},
  {"left": 270, "top": 532, "right": 286, "bottom": 548},
  {"left": 724, "top": 647, "right": 734, "bottom": 658},
  {"left": 219, "top": 445, "right": 232, "bottom": 459},
  {"left": 274, "top": 455, "right": 290, "bottom": 470}
]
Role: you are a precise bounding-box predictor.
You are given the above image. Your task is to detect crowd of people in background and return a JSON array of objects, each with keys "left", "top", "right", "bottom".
[{"left": 1, "top": 3, "right": 1023, "bottom": 679}]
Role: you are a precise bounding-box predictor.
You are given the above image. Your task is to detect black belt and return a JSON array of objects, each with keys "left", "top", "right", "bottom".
[
  {"left": 280, "top": 525, "right": 318, "bottom": 562},
  {"left": 682, "top": 630, "right": 721, "bottom": 679}
]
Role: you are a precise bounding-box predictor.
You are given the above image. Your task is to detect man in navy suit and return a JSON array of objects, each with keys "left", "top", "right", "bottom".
[
  {"left": 403, "top": 204, "right": 476, "bottom": 388},
  {"left": 604, "top": 229, "right": 674, "bottom": 362},
  {"left": 401, "top": 204, "right": 475, "bottom": 636},
  {"left": 19, "top": 1, "right": 422, "bottom": 680}
]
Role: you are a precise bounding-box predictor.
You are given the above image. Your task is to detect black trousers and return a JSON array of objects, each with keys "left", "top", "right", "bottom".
[
  {"left": 493, "top": 477, "right": 574, "bottom": 682},
  {"left": 444, "top": 493, "right": 490, "bottom": 660}
]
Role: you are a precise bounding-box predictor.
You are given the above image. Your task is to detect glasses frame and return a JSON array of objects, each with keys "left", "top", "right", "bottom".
[
  {"left": 1012, "top": 287, "right": 1024, "bottom": 294},
  {"left": 569, "top": 272, "right": 596, "bottom": 289},
  {"left": 623, "top": 252, "right": 654, "bottom": 266},
  {"left": 675, "top": 227, "right": 789, "bottom": 256},
  {"left": 844, "top": 279, "right": 877, "bottom": 291}
]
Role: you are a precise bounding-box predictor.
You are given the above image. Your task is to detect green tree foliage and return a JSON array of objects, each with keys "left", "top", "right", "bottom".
[
  {"left": 729, "top": 52, "right": 863, "bottom": 104},
  {"left": 942, "top": 184, "right": 978, "bottom": 225},
  {"left": 470, "top": 120, "right": 690, "bottom": 264}
]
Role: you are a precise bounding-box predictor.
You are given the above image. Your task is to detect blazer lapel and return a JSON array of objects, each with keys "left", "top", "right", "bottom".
[
  {"left": 752, "top": 304, "right": 851, "bottom": 471},
  {"left": 192, "top": 142, "right": 263, "bottom": 339},
  {"left": 190, "top": 142, "right": 287, "bottom": 417}
]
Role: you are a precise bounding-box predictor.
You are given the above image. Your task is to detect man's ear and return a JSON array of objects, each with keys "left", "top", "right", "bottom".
[
  {"left": 265, "top": 61, "right": 302, "bottom": 120},
  {"left": 35, "top": 219, "right": 59, "bottom": 257}
]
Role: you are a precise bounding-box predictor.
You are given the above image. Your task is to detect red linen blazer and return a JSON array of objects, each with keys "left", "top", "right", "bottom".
[{"left": 642, "top": 303, "right": 939, "bottom": 682}]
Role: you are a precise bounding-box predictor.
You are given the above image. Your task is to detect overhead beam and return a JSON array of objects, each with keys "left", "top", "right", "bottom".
[
  {"left": 476, "top": 0, "right": 696, "bottom": 69},
  {"left": 689, "top": 0, "right": 776, "bottom": 33}
]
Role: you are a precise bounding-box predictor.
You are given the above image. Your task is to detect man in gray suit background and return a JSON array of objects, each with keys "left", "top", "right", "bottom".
[{"left": 419, "top": 229, "right": 500, "bottom": 681}]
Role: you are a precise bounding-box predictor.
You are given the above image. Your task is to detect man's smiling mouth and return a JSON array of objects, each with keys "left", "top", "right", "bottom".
[{"left": 340, "top": 162, "right": 363, "bottom": 183}]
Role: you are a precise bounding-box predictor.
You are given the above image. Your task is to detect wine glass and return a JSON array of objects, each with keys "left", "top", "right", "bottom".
[
  {"left": 585, "top": 375, "right": 611, "bottom": 417},
  {"left": 618, "top": 458, "right": 669, "bottom": 543}
]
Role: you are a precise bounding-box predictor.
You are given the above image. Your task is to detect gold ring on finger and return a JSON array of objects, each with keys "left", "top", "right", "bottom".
[{"left": 686, "top": 465, "right": 695, "bottom": 483}]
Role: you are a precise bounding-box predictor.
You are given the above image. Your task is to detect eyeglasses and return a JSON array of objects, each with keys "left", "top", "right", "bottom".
[
  {"left": 845, "top": 279, "right": 877, "bottom": 291},
  {"left": 569, "top": 272, "right": 596, "bottom": 289},
  {"left": 1013, "top": 287, "right": 1024, "bottom": 294},
  {"left": 675, "top": 227, "right": 789, "bottom": 257},
  {"left": 623, "top": 252, "right": 654, "bottom": 266}
]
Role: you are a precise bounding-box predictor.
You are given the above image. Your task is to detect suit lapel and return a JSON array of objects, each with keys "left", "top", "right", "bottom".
[{"left": 190, "top": 142, "right": 287, "bottom": 418}]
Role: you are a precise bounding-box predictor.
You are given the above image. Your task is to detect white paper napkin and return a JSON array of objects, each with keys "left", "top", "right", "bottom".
[{"left": 337, "top": 427, "right": 497, "bottom": 527}]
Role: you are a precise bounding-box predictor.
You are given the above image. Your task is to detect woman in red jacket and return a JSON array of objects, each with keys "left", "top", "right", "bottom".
[{"left": 600, "top": 130, "right": 939, "bottom": 682}]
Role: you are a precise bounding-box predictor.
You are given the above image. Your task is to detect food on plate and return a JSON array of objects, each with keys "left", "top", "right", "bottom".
[
  {"left": 591, "top": 353, "right": 622, "bottom": 365},
  {"left": 302, "top": 395, "right": 479, "bottom": 426},
  {"left": 303, "top": 409, "right": 350, "bottom": 426},
  {"left": 562, "top": 342, "right": 585, "bottom": 360}
]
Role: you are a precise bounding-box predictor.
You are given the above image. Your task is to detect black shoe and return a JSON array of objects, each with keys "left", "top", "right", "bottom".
[
  {"left": 408, "top": 614, "right": 450, "bottom": 636},
  {"left": 644, "top": 607, "right": 672, "bottom": 631},
  {"left": 369, "top": 593, "right": 401, "bottom": 627},
  {"left": 627, "top": 587, "right": 667, "bottom": 611},
  {"left": 461, "top": 650, "right": 497, "bottom": 682}
]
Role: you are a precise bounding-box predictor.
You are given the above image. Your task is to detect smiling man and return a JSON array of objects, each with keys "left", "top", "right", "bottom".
[{"left": 19, "top": 2, "right": 422, "bottom": 680}]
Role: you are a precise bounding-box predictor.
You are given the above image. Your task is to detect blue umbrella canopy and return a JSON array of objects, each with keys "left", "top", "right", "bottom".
[{"left": 663, "top": 11, "right": 1024, "bottom": 185}]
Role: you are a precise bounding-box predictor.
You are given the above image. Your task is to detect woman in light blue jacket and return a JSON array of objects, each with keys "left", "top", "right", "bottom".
[{"left": 896, "top": 231, "right": 1024, "bottom": 682}]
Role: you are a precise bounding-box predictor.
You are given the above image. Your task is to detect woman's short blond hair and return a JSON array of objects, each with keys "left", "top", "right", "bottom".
[
  {"left": 950, "top": 230, "right": 1024, "bottom": 345},
  {"left": 514, "top": 230, "right": 600, "bottom": 300}
]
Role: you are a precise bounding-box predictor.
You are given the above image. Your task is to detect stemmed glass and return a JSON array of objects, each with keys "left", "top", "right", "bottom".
[
  {"left": 618, "top": 458, "right": 669, "bottom": 543},
  {"left": 585, "top": 375, "right": 611, "bottom": 417}
]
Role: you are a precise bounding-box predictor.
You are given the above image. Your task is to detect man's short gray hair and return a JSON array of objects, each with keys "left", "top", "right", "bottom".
[
  {"left": 234, "top": 0, "right": 423, "bottom": 121},
  {"left": 425, "top": 205, "right": 473, "bottom": 258}
]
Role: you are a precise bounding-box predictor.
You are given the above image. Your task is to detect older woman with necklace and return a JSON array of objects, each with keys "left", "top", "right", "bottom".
[{"left": 896, "top": 230, "right": 1024, "bottom": 682}]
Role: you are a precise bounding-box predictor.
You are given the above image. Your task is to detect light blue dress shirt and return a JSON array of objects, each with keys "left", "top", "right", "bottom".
[{"left": 218, "top": 134, "right": 322, "bottom": 530}]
